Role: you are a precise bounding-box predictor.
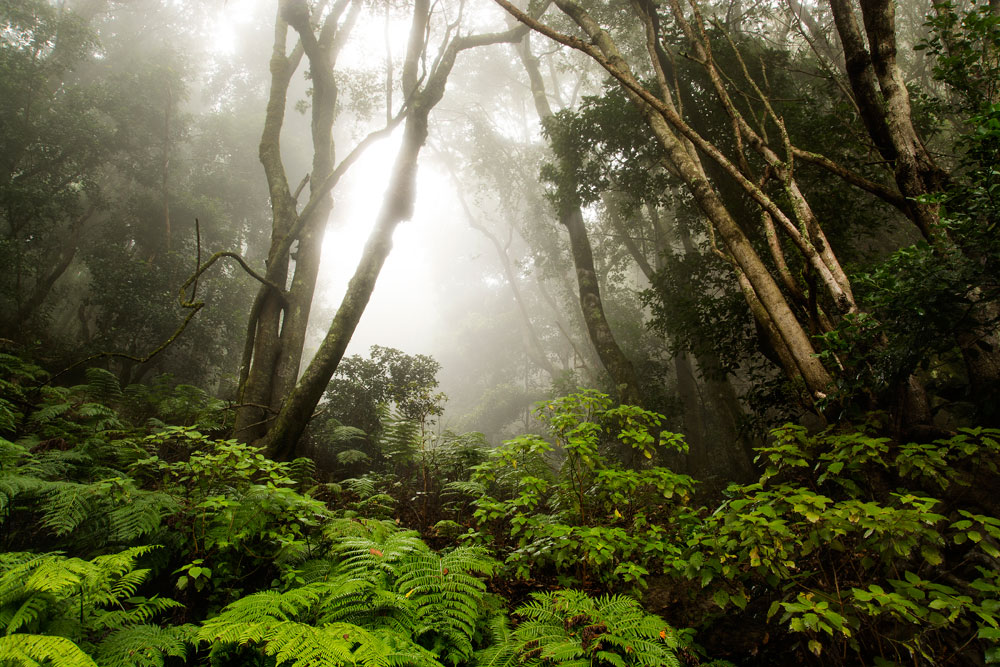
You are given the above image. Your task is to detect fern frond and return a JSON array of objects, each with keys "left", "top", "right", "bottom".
[
  {"left": 0, "top": 634, "right": 97, "bottom": 667},
  {"left": 316, "top": 577, "right": 417, "bottom": 634},
  {"left": 336, "top": 449, "right": 371, "bottom": 465},
  {"left": 396, "top": 547, "right": 496, "bottom": 660},
  {"left": 75, "top": 403, "right": 123, "bottom": 431},
  {"left": 106, "top": 491, "right": 178, "bottom": 543},
  {"left": 92, "top": 596, "right": 185, "bottom": 631},
  {"left": 3, "top": 595, "right": 51, "bottom": 634},
  {"left": 40, "top": 480, "right": 104, "bottom": 536},
  {"left": 200, "top": 616, "right": 410, "bottom": 667},
  {"left": 81, "top": 368, "right": 124, "bottom": 403},
  {"left": 288, "top": 457, "right": 317, "bottom": 485},
  {"left": 21, "top": 556, "right": 90, "bottom": 597},
  {"left": 328, "top": 425, "right": 368, "bottom": 445},
  {"left": 379, "top": 417, "right": 422, "bottom": 460},
  {"left": 506, "top": 591, "right": 680, "bottom": 667},
  {"left": 28, "top": 402, "right": 72, "bottom": 427},
  {"left": 0, "top": 438, "right": 28, "bottom": 467},
  {"left": 335, "top": 527, "right": 429, "bottom": 579},
  {"left": 442, "top": 480, "right": 486, "bottom": 499},
  {"left": 0, "top": 474, "right": 48, "bottom": 517},
  {"left": 342, "top": 477, "right": 379, "bottom": 500},
  {"left": 95, "top": 623, "right": 194, "bottom": 667},
  {"left": 473, "top": 615, "right": 520, "bottom": 667},
  {"left": 197, "top": 585, "right": 326, "bottom": 640}
]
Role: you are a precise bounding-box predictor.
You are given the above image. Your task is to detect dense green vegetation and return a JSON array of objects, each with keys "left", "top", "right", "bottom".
[
  {"left": 2, "top": 353, "right": 999, "bottom": 665},
  {"left": 4, "top": 0, "right": 1000, "bottom": 665}
]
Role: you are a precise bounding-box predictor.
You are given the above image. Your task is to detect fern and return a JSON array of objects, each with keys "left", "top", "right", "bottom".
[
  {"left": 95, "top": 623, "right": 194, "bottom": 667},
  {"left": 473, "top": 615, "right": 520, "bottom": 667},
  {"left": 0, "top": 546, "right": 176, "bottom": 643},
  {"left": 7, "top": 477, "right": 176, "bottom": 544},
  {"left": 396, "top": 546, "right": 496, "bottom": 659},
  {"left": 92, "top": 597, "right": 184, "bottom": 630},
  {"left": 0, "top": 399, "right": 19, "bottom": 437},
  {"left": 106, "top": 490, "right": 178, "bottom": 542},
  {"left": 334, "top": 524, "right": 428, "bottom": 579},
  {"left": 0, "top": 473, "right": 47, "bottom": 517},
  {"left": 28, "top": 400, "right": 72, "bottom": 428},
  {"left": 288, "top": 456, "right": 318, "bottom": 487},
  {"left": 40, "top": 480, "right": 105, "bottom": 536},
  {"left": 198, "top": 587, "right": 440, "bottom": 667},
  {"left": 0, "top": 634, "right": 97, "bottom": 667},
  {"left": 80, "top": 368, "right": 123, "bottom": 404},
  {"left": 503, "top": 590, "right": 681, "bottom": 667},
  {"left": 313, "top": 576, "right": 417, "bottom": 636},
  {"left": 75, "top": 402, "right": 123, "bottom": 432},
  {"left": 378, "top": 415, "right": 422, "bottom": 462},
  {"left": 337, "top": 449, "right": 371, "bottom": 465}
]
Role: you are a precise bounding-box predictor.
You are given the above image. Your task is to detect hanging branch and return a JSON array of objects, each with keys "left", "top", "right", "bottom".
[{"left": 43, "top": 221, "right": 285, "bottom": 388}]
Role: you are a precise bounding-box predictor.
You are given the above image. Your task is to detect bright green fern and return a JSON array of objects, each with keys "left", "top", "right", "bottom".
[{"left": 492, "top": 590, "right": 681, "bottom": 667}]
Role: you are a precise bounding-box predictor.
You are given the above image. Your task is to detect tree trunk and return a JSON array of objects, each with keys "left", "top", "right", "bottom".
[
  {"left": 830, "top": 0, "right": 946, "bottom": 238},
  {"left": 234, "top": 0, "right": 357, "bottom": 441},
  {"left": 261, "top": 109, "right": 429, "bottom": 460},
  {"left": 516, "top": 34, "right": 643, "bottom": 406},
  {"left": 256, "top": 14, "right": 541, "bottom": 459}
]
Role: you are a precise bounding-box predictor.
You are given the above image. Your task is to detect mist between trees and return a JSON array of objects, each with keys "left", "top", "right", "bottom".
[{"left": 2, "top": 0, "right": 1000, "bottom": 665}]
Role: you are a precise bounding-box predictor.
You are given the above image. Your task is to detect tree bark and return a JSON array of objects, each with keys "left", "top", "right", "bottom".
[
  {"left": 234, "top": 0, "right": 357, "bottom": 440},
  {"left": 257, "top": 13, "right": 543, "bottom": 459},
  {"left": 830, "top": 0, "right": 946, "bottom": 239},
  {"left": 516, "top": 33, "right": 643, "bottom": 406}
]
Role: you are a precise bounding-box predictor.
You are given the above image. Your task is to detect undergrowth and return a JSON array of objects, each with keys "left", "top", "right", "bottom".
[{"left": 1, "top": 353, "right": 997, "bottom": 665}]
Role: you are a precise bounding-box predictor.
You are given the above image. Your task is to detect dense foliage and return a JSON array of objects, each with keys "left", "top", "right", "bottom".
[{"left": 2, "top": 353, "right": 999, "bottom": 665}]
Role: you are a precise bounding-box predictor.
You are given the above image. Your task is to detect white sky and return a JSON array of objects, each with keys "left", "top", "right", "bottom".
[{"left": 312, "top": 129, "right": 464, "bottom": 358}]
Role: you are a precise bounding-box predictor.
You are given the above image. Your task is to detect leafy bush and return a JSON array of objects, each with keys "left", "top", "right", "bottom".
[
  {"left": 467, "top": 390, "right": 695, "bottom": 592},
  {"left": 671, "top": 423, "right": 1000, "bottom": 663}
]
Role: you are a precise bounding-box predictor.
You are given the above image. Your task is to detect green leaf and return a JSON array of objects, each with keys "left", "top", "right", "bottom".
[{"left": 713, "top": 589, "right": 729, "bottom": 609}]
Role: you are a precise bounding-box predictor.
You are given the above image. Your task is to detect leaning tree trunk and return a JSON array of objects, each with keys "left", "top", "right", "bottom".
[
  {"left": 499, "top": 0, "right": 835, "bottom": 401},
  {"left": 257, "top": 15, "right": 542, "bottom": 460}
]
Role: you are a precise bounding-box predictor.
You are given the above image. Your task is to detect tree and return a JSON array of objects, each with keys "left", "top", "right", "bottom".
[
  {"left": 233, "top": 0, "right": 371, "bottom": 442},
  {"left": 320, "top": 345, "right": 443, "bottom": 437},
  {"left": 519, "top": 33, "right": 644, "bottom": 407},
  {"left": 253, "top": 1, "right": 547, "bottom": 460}
]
